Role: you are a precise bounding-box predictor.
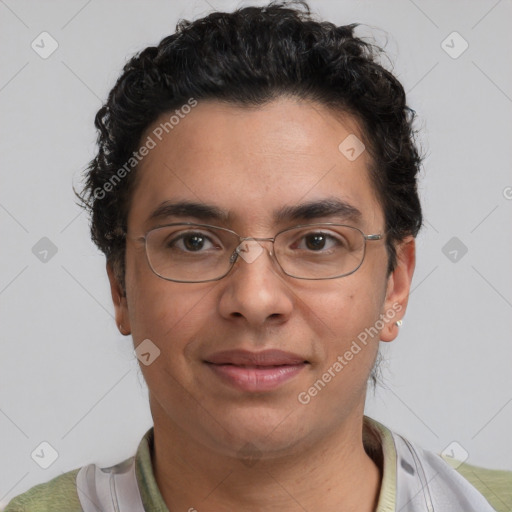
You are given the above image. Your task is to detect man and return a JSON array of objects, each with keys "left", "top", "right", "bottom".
[{"left": 6, "top": 1, "right": 511, "bottom": 511}]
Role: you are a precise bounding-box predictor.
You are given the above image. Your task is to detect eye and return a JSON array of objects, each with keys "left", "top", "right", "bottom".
[
  {"left": 168, "top": 231, "right": 219, "bottom": 252},
  {"left": 295, "top": 231, "right": 343, "bottom": 252}
]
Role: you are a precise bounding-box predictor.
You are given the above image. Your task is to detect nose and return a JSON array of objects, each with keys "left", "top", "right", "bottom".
[{"left": 217, "top": 239, "right": 294, "bottom": 327}]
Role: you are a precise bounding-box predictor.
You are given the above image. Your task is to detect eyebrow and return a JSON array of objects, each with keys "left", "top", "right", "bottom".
[{"left": 146, "top": 197, "right": 362, "bottom": 226}]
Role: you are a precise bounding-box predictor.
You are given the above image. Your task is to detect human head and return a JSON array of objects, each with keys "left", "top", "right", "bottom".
[{"left": 77, "top": 1, "right": 420, "bottom": 456}]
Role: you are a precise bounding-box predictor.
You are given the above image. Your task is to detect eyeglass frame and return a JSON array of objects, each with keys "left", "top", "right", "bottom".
[{"left": 135, "top": 222, "right": 384, "bottom": 283}]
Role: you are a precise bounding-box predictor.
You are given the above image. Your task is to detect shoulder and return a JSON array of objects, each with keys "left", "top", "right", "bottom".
[
  {"left": 447, "top": 458, "right": 512, "bottom": 512},
  {"left": 3, "top": 468, "right": 82, "bottom": 512}
]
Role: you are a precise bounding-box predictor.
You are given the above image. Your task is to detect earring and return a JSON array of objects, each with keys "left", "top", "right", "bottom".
[{"left": 395, "top": 320, "right": 403, "bottom": 327}]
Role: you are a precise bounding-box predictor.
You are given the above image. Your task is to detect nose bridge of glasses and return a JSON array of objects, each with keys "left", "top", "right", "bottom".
[{"left": 233, "top": 237, "right": 275, "bottom": 264}]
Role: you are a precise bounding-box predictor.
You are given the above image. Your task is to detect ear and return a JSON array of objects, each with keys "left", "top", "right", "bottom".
[
  {"left": 106, "top": 262, "right": 131, "bottom": 336},
  {"left": 380, "top": 236, "right": 416, "bottom": 342}
]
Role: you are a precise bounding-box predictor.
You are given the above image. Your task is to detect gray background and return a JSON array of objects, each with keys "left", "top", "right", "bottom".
[{"left": 1, "top": 0, "right": 511, "bottom": 506}]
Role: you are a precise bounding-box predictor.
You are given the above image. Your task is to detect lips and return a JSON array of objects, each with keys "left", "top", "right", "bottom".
[
  {"left": 205, "top": 349, "right": 307, "bottom": 366},
  {"left": 204, "top": 349, "right": 309, "bottom": 392}
]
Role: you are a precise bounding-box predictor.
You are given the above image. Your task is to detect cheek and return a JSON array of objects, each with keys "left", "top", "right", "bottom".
[
  {"left": 125, "top": 250, "right": 214, "bottom": 347},
  {"left": 313, "top": 275, "right": 385, "bottom": 335},
  {"left": 129, "top": 281, "right": 215, "bottom": 346},
  {"left": 126, "top": 279, "right": 218, "bottom": 400},
  {"left": 303, "top": 277, "right": 386, "bottom": 379}
]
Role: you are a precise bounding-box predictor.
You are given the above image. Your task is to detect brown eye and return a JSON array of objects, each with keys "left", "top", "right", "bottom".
[
  {"left": 166, "top": 231, "right": 218, "bottom": 253},
  {"left": 304, "top": 234, "right": 327, "bottom": 250},
  {"left": 182, "top": 234, "right": 207, "bottom": 251},
  {"left": 294, "top": 231, "right": 341, "bottom": 252}
]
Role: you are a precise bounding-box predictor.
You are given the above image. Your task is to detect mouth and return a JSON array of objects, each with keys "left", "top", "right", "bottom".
[{"left": 204, "top": 349, "right": 309, "bottom": 392}]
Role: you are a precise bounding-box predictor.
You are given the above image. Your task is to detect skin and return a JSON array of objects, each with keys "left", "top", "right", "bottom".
[{"left": 107, "top": 97, "right": 415, "bottom": 511}]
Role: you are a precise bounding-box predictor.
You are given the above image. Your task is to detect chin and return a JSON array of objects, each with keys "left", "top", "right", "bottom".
[{"left": 199, "top": 404, "right": 312, "bottom": 459}]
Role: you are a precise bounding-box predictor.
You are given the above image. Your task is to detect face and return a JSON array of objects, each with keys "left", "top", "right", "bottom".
[{"left": 109, "top": 97, "right": 415, "bottom": 458}]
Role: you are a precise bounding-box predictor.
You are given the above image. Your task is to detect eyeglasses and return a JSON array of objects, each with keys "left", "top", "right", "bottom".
[{"left": 140, "top": 222, "right": 383, "bottom": 283}]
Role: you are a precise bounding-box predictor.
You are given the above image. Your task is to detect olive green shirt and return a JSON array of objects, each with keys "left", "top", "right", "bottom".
[{"left": 4, "top": 417, "right": 511, "bottom": 511}]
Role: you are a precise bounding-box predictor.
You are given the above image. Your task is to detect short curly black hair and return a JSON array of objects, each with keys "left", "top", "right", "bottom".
[{"left": 78, "top": 0, "right": 423, "bottom": 292}]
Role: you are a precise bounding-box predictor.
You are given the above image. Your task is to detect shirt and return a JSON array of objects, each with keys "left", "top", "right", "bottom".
[{"left": 4, "top": 416, "right": 512, "bottom": 511}]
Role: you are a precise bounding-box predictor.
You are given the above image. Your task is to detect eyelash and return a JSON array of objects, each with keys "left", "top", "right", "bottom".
[{"left": 167, "top": 230, "right": 344, "bottom": 252}]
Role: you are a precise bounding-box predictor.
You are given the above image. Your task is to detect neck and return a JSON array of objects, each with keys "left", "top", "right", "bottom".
[{"left": 151, "top": 407, "right": 382, "bottom": 512}]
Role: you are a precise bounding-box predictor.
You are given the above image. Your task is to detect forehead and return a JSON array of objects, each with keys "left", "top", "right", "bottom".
[{"left": 128, "top": 98, "right": 383, "bottom": 232}]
